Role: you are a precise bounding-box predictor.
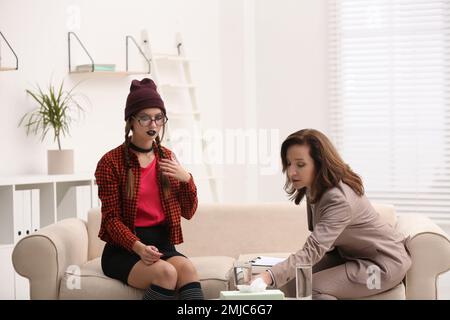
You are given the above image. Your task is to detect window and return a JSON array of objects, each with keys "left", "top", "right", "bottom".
[{"left": 328, "top": 0, "right": 450, "bottom": 220}]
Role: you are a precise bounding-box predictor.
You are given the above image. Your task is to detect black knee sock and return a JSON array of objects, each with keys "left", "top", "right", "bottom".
[
  {"left": 143, "top": 284, "right": 176, "bottom": 300},
  {"left": 178, "top": 281, "right": 204, "bottom": 300}
]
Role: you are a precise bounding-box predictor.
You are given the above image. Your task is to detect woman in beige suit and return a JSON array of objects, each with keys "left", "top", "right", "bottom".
[{"left": 257, "top": 129, "right": 411, "bottom": 299}]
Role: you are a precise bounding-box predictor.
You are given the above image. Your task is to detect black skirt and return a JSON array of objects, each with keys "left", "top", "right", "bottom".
[{"left": 101, "top": 224, "right": 185, "bottom": 284}]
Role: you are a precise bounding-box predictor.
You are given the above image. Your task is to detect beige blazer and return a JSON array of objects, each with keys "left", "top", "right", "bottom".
[{"left": 270, "top": 182, "right": 411, "bottom": 288}]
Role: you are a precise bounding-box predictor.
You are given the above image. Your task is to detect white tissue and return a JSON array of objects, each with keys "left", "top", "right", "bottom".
[{"left": 237, "top": 277, "right": 267, "bottom": 293}]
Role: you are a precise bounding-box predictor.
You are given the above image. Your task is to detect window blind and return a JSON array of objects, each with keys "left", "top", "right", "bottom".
[{"left": 328, "top": 0, "right": 450, "bottom": 220}]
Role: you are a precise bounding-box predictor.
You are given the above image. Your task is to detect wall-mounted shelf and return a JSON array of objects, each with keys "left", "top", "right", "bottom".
[
  {"left": 68, "top": 32, "right": 150, "bottom": 75},
  {"left": 0, "top": 31, "right": 18, "bottom": 71},
  {"left": 68, "top": 70, "right": 147, "bottom": 77}
]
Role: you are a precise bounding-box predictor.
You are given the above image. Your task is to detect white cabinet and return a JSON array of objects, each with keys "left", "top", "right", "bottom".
[
  {"left": 0, "top": 245, "right": 30, "bottom": 300},
  {"left": 0, "top": 245, "right": 15, "bottom": 300},
  {"left": 0, "top": 174, "right": 98, "bottom": 299}
]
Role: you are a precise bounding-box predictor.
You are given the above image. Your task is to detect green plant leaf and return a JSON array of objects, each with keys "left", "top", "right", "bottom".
[{"left": 19, "top": 80, "right": 89, "bottom": 150}]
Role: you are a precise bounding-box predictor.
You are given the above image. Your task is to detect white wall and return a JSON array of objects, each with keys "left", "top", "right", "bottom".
[
  {"left": 219, "top": 0, "right": 249, "bottom": 203},
  {"left": 220, "top": 0, "right": 328, "bottom": 203},
  {"left": 1, "top": 0, "right": 328, "bottom": 204},
  {"left": 256, "top": 0, "right": 328, "bottom": 202},
  {"left": 0, "top": 0, "right": 221, "bottom": 180}
]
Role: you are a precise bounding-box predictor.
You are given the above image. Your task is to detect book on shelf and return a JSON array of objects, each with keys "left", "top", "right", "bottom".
[
  {"left": 75, "top": 64, "right": 116, "bottom": 72},
  {"left": 13, "top": 189, "right": 40, "bottom": 243}
]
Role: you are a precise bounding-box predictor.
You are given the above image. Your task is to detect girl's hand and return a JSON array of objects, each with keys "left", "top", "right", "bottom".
[
  {"left": 159, "top": 158, "right": 191, "bottom": 183},
  {"left": 140, "top": 245, "right": 163, "bottom": 265}
]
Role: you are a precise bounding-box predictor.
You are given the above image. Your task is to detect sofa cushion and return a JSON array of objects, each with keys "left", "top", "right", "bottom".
[
  {"left": 87, "top": 203, "right": 397, "bottom": 261},
  {"left": 60, "top": 258, "right": 143, "bottom": 300},
  {"left": 60, "top": 256, "right": 234, "bottom": 300},
  {"left": 190, "top": 256, "right": 235, "bottom": 299},
  {"left": 87, "top": 208, "right": 104, "bottom": 260},
  {"left": 178, "top": 203, "right": 310, "bottom": 258}
]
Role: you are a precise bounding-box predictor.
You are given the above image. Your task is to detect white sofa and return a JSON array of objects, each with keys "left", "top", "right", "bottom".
[{"left": 12, "top": 202, "right": 450, "bottom": 299}]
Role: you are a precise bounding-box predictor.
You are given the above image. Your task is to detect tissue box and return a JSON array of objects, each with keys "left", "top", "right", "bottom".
[{"left": 219, "top": 290, "right": 285, "bottom": 300}]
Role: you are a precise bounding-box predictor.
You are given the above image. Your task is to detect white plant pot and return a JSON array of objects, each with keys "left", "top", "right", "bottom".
[{"left": 47, "top": 150, "right": 74, "bottom": 175}]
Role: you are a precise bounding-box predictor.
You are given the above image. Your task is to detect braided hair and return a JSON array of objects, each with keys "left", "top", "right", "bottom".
[
  {"left": 124, "top": 117, "right": 171, "bottom": 199},
  {"left": 124, "top": 119, "right": 134, "bottom": 199},
  {"left": 155, "top": 134, "right": 171, "bottom": 199}
]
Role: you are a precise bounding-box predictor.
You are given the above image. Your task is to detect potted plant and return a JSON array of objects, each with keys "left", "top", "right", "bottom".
[{"left": 19, "top": 80, "right": 87, "bottom": 175}]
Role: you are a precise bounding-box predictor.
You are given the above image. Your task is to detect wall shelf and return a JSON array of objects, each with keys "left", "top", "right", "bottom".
[
  {"left": 67, "top": 32, "right": 150, "bottom": 75},
  {"left": 68, "top": 70, "right": 148, "bottom": 77},
  {"left": 0, "top": 31, "right": 18, "bottom": 71}
]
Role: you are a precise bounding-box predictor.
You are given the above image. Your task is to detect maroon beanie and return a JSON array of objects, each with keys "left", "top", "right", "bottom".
[{"left": 124, "top": 78, "right": 165, "bottom": 121}]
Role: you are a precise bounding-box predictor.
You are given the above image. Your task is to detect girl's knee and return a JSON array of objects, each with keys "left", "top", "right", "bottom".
[
  {"left": 176, "top": 259, "right": 199, "bottom": 285},
  {"left": 155, "top": 262, "right": 178, "bottom": 288},
  {"left": 180, "top": 260, "right": 198, "bottom": 276},
  {"left": 161, "top": 262, "right": 178, "bottom": 279}
]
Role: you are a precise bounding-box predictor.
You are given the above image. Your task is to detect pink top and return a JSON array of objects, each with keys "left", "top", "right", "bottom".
[{"left": 135, "top": 158, "right": 166, "bottom": 227}]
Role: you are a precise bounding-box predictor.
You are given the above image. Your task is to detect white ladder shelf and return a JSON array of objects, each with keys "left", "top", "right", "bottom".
[{"left": 141, "top": 31, "right": 219, "bottom": 202}]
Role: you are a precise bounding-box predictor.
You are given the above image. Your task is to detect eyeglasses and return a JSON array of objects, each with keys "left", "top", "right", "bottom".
[{"left": 133, "top": 114, "right": 168, "bottom": 127}]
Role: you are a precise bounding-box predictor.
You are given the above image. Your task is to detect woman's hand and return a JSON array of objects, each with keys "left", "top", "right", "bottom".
[
  {"left": 159, "top": 158, "right": 191, "bottom": 183},
  {"left": 252, "top": 271, "right": 273, "bottom": 286},
  {"left": 133, "top": 242, "right": 163, "bottom": 265}
]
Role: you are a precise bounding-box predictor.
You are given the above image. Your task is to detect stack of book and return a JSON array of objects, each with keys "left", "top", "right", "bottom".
[{"left": 75, "top": 64, "right": 116, "bottom": 72}]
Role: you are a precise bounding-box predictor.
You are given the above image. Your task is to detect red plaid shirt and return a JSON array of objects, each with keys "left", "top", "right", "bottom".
[{"left": 95, "top": 143, "right": 198, "bottom": 251}]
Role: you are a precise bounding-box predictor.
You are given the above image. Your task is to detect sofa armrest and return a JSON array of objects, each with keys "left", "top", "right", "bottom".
[
  {"left": 396, "top": 214, "right": 450, "bottom": 300},
  {"left": 12, "top": 218, "right": 88, "bottom": 300}
]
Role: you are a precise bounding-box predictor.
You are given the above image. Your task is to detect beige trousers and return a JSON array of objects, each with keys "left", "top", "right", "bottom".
[{"left": 311, "top": 249, "right": 403, "bottom": 300}]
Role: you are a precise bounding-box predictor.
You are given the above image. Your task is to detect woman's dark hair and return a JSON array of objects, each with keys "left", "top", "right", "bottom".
[
  {"left": 123, "top": 117, "right": 171, "bottom": 199},
  {"left": 281, "top": 128, "right": 364, "bottom": 204}
]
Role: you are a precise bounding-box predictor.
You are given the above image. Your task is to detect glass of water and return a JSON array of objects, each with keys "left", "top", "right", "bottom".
[{"left": 233, "top": 261, "right": 252, "bottom": 287}]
